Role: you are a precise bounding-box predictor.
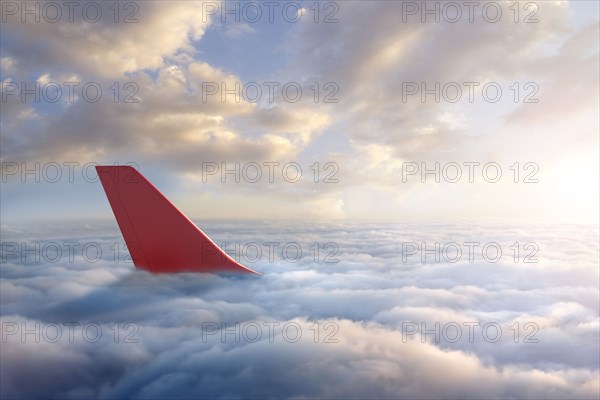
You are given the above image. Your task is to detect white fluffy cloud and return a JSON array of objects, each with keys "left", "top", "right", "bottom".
[
  {"left": 1, "top": 221, "right": 598, "bottom": 398},
  {"left": 1, "top": 1, "right": 210, "bottom": 77}
]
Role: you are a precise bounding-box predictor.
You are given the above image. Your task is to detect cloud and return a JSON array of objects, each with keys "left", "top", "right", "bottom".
[
  {"left": 1, "top": 1, "right": 597, "bottom": 223},
  {"left": 1, "top": 1, "right": 211, "bottom": 77},
  {"left": 1, "top": 221, "right": 598, "bottom": 398},
  {"left": 280, "top": 0, "right": 598, "bottom": 178}
]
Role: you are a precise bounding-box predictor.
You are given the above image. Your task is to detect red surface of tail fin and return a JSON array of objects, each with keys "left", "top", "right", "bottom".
[{"left": 96, "top": 166, "right": 259, "bottom": 275}]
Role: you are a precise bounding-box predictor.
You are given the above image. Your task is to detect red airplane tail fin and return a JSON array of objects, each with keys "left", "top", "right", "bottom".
[{"left": 96, "top": 166, "right": 259, "bottom": 275}]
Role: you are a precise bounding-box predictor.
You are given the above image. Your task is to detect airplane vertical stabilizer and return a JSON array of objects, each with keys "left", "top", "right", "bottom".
[{"left": 96, "top": 166, "right": 259, "bottom": 275}]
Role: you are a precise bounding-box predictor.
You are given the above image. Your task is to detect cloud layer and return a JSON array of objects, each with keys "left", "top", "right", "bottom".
[{"left": 1, "top": 221, "right": 598, "bottom": 398}]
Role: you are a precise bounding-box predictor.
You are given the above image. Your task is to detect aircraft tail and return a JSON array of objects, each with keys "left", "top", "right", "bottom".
[{"left": 96, "top": 166, "right": 259, "bottom": 275}]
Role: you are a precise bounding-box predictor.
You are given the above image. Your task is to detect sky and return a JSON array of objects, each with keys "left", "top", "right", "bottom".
[
  {"left": 1, "top": 1, "right": 599, "bottom": 399},
  {"left": 0, "top": 0, "right": 598, "bottom": 224}
]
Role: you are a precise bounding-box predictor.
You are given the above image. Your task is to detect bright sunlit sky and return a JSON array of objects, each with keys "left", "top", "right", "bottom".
[{"left": 1, "top": 0, "right": 598, "bottom": 224}]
